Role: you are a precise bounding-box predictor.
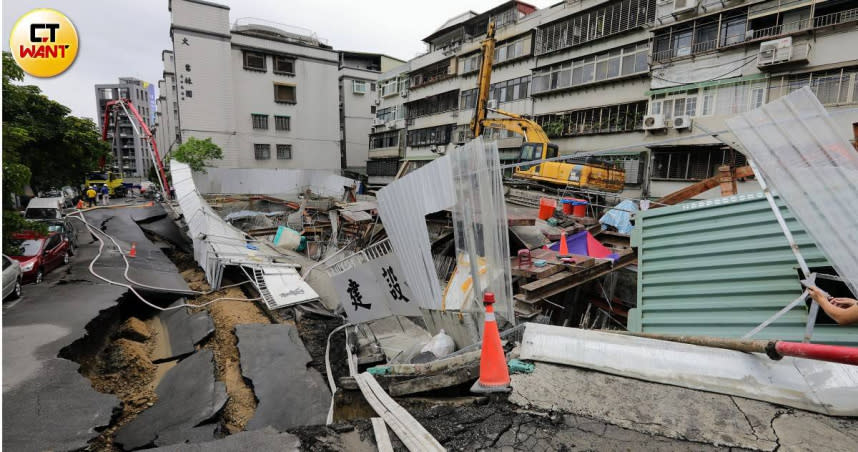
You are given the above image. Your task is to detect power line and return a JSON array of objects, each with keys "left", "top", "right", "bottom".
[{"left": 651, "top": 56, "right": 760, "bottom": 85}]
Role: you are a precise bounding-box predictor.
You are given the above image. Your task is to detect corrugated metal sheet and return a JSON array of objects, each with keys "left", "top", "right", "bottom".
[{"left": 629, "top": 193, "right": 858, "bottom": 345}]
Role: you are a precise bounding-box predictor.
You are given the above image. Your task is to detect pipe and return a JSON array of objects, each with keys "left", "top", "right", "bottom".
[
  {"left": 774, "top": 341, "right": 858, "bottom": 366},
  {"left": 607, "top": 331, "right": 858, "bottom": 366}
]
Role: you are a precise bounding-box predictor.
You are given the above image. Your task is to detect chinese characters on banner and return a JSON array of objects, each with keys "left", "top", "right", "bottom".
[{"left": 330, "top": 252, "right": 420, "bottom": 324}]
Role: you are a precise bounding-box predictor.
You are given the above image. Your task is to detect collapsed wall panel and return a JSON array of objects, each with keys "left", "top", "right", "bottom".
[{"left": 727, "top": 86, "right": 858, "bottom": 297}]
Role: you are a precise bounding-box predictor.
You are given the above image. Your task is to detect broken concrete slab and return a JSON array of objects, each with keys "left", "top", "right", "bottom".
[
  {"left": 510, "top": 361, "right": 858, "bottom": 451},
  {"left": 3, "top": 273, "right": 125, "bottom": 452},
  {"left": 235, "top": 324, "right": 331, "bottom": 431},
  {"left": 2, "top": 358, "right": 120, "bottom": 452},
  {"left": 81, "top": 206, "right": 190, "bottom": 293},
  {"left": 146, "top": 427, "right": 301, "bottom": 451},
  {"left": 114, "top": 350, "right": 228, "bottom": 450},
  {"left": 152, "top": 300, "right": 214, "bottom": 362}
]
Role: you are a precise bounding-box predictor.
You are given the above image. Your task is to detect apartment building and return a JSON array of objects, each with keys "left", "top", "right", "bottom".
[
  {"left": 368, "top": 0, "right": 657, "bottom": 195},
  {"left": 94, "top": 77, "right": 156, "bottom": 179},
  {"left": 643, "top": 0, "right": 858, "bottom": 197},
  {"left": 338, "top": 51, "right": 405, "bottom": 177},
  {"left": 367, "top": 64, "right": 411, "bottom": 188},
  {"left": 165, "top": 0, "right": 341, "bottom": 170},
  {"left": 155, "top": 50, "right": 181, "bottom": 163},
  {"left": 369, "top": 0, "right": 858, "bottom": 199}
]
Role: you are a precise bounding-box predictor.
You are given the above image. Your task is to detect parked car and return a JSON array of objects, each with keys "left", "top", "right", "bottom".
[
  {"left": 7, "top": 231, "right": 71, "bottom": 284},
  {"left": 2, "top": 255, "right": 23, "bottom": 300},
  {"left": 24, "top": 197, "right": 64, "bottom": 220},
  {"left": 42, "top": 188, "right": 68, "bottom": 207},
  {"left": 43, "top": 219, "right": 78, "bottom": 254}
]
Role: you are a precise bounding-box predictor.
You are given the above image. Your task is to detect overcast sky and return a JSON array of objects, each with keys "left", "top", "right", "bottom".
[{"left": 3, "top": 0, "right": 553, "bottom": 120}]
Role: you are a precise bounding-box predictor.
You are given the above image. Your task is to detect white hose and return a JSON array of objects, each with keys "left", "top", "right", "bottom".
[
  {"left": 69, "top": 213, "right": 252, "bottom": 296},
  {"left": 68, "top": 212, "right": 260, "bottom": 311}
]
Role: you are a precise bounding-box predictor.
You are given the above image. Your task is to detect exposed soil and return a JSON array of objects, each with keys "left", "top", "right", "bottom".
[{"left": 198, "top": 284, "right": 271, "bottom": 433}]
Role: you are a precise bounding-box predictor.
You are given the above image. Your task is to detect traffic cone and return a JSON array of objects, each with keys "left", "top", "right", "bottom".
[
  {"left": 558, "top": 230, "right": 569, "bottom": 256},
  {"left": 76, "top": 199, "right": 85, "bottom": 209},
  {"left": 128, "top": 242, "right": 137, "bottom": 258},
  {"left": 471, "top": 292, "right": 511, "bottom": 393}
]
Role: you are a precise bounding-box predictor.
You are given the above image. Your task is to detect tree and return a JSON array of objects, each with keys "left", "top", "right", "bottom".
[
  {"left": 2, "top": 51, "right": 109, "bottom": 251},
  {"left": 171, "top": 137, "right": 223, "bottom": 173}
]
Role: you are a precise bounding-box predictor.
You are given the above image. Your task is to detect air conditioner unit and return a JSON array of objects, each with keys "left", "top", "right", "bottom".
[
  {"left": 758, "top": 37, "right": 793, "bottom": 66},
  {"left": 385, "top": 121, "right": 395, "bottom": 129},
  {"left": 400, "top": 89, "right": 409, "bottom": 98},
  {"left": 672, "top": 115, "right": 692, "bottom": 130},
  {"left": 373, "top": 98, "right": 381, "bottom": 105},
  {"left": 429, "top": 145, "right": 438, "bottom": 153},
  {"left": 372, "top": 118, "right": 384, "bottom": 126},
  {"left": 486, "top": 99, "right": 498, "bottom": 110},
  {"left": 672, "top": 0, "right": 698, "bottom": 15},
  {"left": 642, "top": 114, "right": 666, "bottom": 131}
]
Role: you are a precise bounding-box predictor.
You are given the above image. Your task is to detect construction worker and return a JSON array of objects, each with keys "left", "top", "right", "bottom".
[
  {"left": 807, "top": 286, "right": 858, "bottom": 325},
  {"left": 86, "top": 186, "right": 97, "bottom": 207},
  {"left": 101, "top": 184, "right": 110, "bottom": 206}
]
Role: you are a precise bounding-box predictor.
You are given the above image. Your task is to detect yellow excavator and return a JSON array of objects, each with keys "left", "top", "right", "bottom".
[{"left": 471, "top": 22, "right": 625, "bottom": 193}]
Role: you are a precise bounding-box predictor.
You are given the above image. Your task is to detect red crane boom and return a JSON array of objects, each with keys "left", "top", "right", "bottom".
[{"left": 101, "top": 98, "right": 170, "bottom": 195}]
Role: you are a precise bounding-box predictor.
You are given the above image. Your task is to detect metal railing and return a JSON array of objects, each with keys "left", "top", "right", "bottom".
[{"left": 654, "top": 7, "right": 858, "bottom": 64}]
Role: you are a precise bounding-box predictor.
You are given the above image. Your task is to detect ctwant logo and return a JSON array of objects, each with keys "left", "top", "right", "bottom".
[{"left": 10, "top": 9, "right": 79, "bottom": 78}]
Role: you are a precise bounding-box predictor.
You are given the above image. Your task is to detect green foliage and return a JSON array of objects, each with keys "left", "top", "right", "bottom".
[
  {"left": 172, "top": 137, "right": 223, "bottom": 173},
  {"left": 543, "top": 121, "right": 565, "bottom": 138},
  {"left": 2, "top": 211, "right": 48, "bottom": 256},
  {"left": 2, "top": 51, "right": 110, "bottom": 250}
]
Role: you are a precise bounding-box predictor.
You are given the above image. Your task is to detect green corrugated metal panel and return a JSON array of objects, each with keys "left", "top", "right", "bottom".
[{"left": 629, "top": 193, "right": 858, "bottom": 346}]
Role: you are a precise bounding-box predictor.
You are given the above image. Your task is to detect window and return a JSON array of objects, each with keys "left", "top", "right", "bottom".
[
  {"left": 532, "top": 42, "right": 647, "bottom": 94},
  {"left": 274, "top": 56, "right": 294, "bottom": 75},
  {"left": 274, "top": 115, "right": 290, "bottom": 131},
  {"left": 376, "top": 106, "right": 400, "bottom": 123},
  {"left": 405, "top": 90, "right": 459, "bottom": 119},
  {"left": 535, "top": 101, "right": 648, "bottom": 137},
  {"left": 535, "top": 0, "right": 655, "bottom": 55},
  {"left": 409, "top": 59, "right": 453, "bottom": 88},
  {"left": 721, "top": 15, "right": 747, "bottom": 46},
  {"left": 651, "top": 148, "right": 745, "bottom": 181},
  {"left": 251, "top": 114, "right": 268, "bottom": 130},
  {"left": 406, "top": 124, "right": 455, "bottom": 146},
  {"left": 370, "top": 130, "right": 400, "bottom": 149},
  {"left": 702, "top": 89, "right": 715, "bottom": 115},
  {"left": 277, "top": 144, "right": 292, "bottom": 160},
  {"left": 254, "top": 144, "right": 271, "bottom": 160},
  {"left": 274, "top": 84, "right": 296, "bottom": 103},
  {"left": 750, "top": 87, "right": 765, "bottom": 110},
  {"left": 461, "top": 54, "right": 482, "bottom": 73},
  {"left": 370, "top": 83, "right": 376, "bottom": 92},
  {"left": 244, "top": 51, "right": 266, "bottom": 71},
  {"left": 353, "top": 80, "right": 368, "bottom": 94},
  {"left": 380, "top": 78, "right": 399, "bottom": 97}
]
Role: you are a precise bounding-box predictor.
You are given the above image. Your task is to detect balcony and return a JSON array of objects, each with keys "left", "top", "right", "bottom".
[{"left": 653, "top": 7, "right": 858, "bottom": 64}]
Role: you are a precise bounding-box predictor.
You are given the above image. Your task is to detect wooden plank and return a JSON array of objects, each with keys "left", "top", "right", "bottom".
[
  {"left": 510, "top": 257, "right": 564, "bottom": 279},
  {"left": 354, "top": 373, "right": 445, "bottom": 452},
  {"left": 388, "top": 363, "right": 480, "bottom": 397},
  {"left": 507, "top": 213, "right": 536, "bottom": 226},
  {"left": 516, "top": 252, "right": 638, "bottom": 302},
  {"left": 372, "top": 418, "right": 394, "bottom": 452}
]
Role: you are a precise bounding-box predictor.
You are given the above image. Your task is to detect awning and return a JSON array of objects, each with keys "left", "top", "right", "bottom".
[{"left": 645, "top": 73, "right": 768, "bottom": 96}]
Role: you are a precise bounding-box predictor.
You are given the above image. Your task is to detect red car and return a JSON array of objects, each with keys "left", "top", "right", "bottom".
[{"left": 7, "top": 231, "right": 71, "bottom": 284}]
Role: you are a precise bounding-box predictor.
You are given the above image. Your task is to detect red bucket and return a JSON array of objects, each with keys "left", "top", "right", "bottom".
[
  {"left": 571, "top": 199, "right": 588, "bottom": 217},
  {"left": 561, "top": 198, "right": 574, "bottom": 214},
  {"left": 538, "top": 198, "right": 557, "bottom": 220}
]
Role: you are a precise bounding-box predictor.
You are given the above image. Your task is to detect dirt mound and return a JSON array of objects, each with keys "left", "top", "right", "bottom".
[
  {"left": 116, "top": 317, "right": 151, "bottom": 342},
  {"left": 103, "top": 338, "right": 155, "bottom": 382}
]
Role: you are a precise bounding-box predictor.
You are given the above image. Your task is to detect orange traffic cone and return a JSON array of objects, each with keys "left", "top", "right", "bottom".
[
  {"left": 128, "top": 242, "right": 137, "bottom": 258},
  {"left": 471, "top": 292, "right": 511, "bottom": 393},
  {"left": 76, "top": 199, "right": 85, "bottom": 209},
  {"left": 558, "top": 230, "right": 569, "bottom": 256}
]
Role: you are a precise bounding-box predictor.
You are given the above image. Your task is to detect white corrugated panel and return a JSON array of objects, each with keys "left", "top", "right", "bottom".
[
  {"left": 520, "top": 324, "right": 858, "bottom": 416},
  {"left": 377, "top": 156, "right": 455, "bottom": 310},
  {"left": 726, "top": 87, "right": 858, "bottom": 297},
  {"left": 260, "top": 266, "right": 319, "bottom": 308}
]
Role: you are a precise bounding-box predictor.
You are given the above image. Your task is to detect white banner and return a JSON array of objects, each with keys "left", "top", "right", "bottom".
[{"left": 331, "top": 266, "right": 392, "bottom": 324}]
